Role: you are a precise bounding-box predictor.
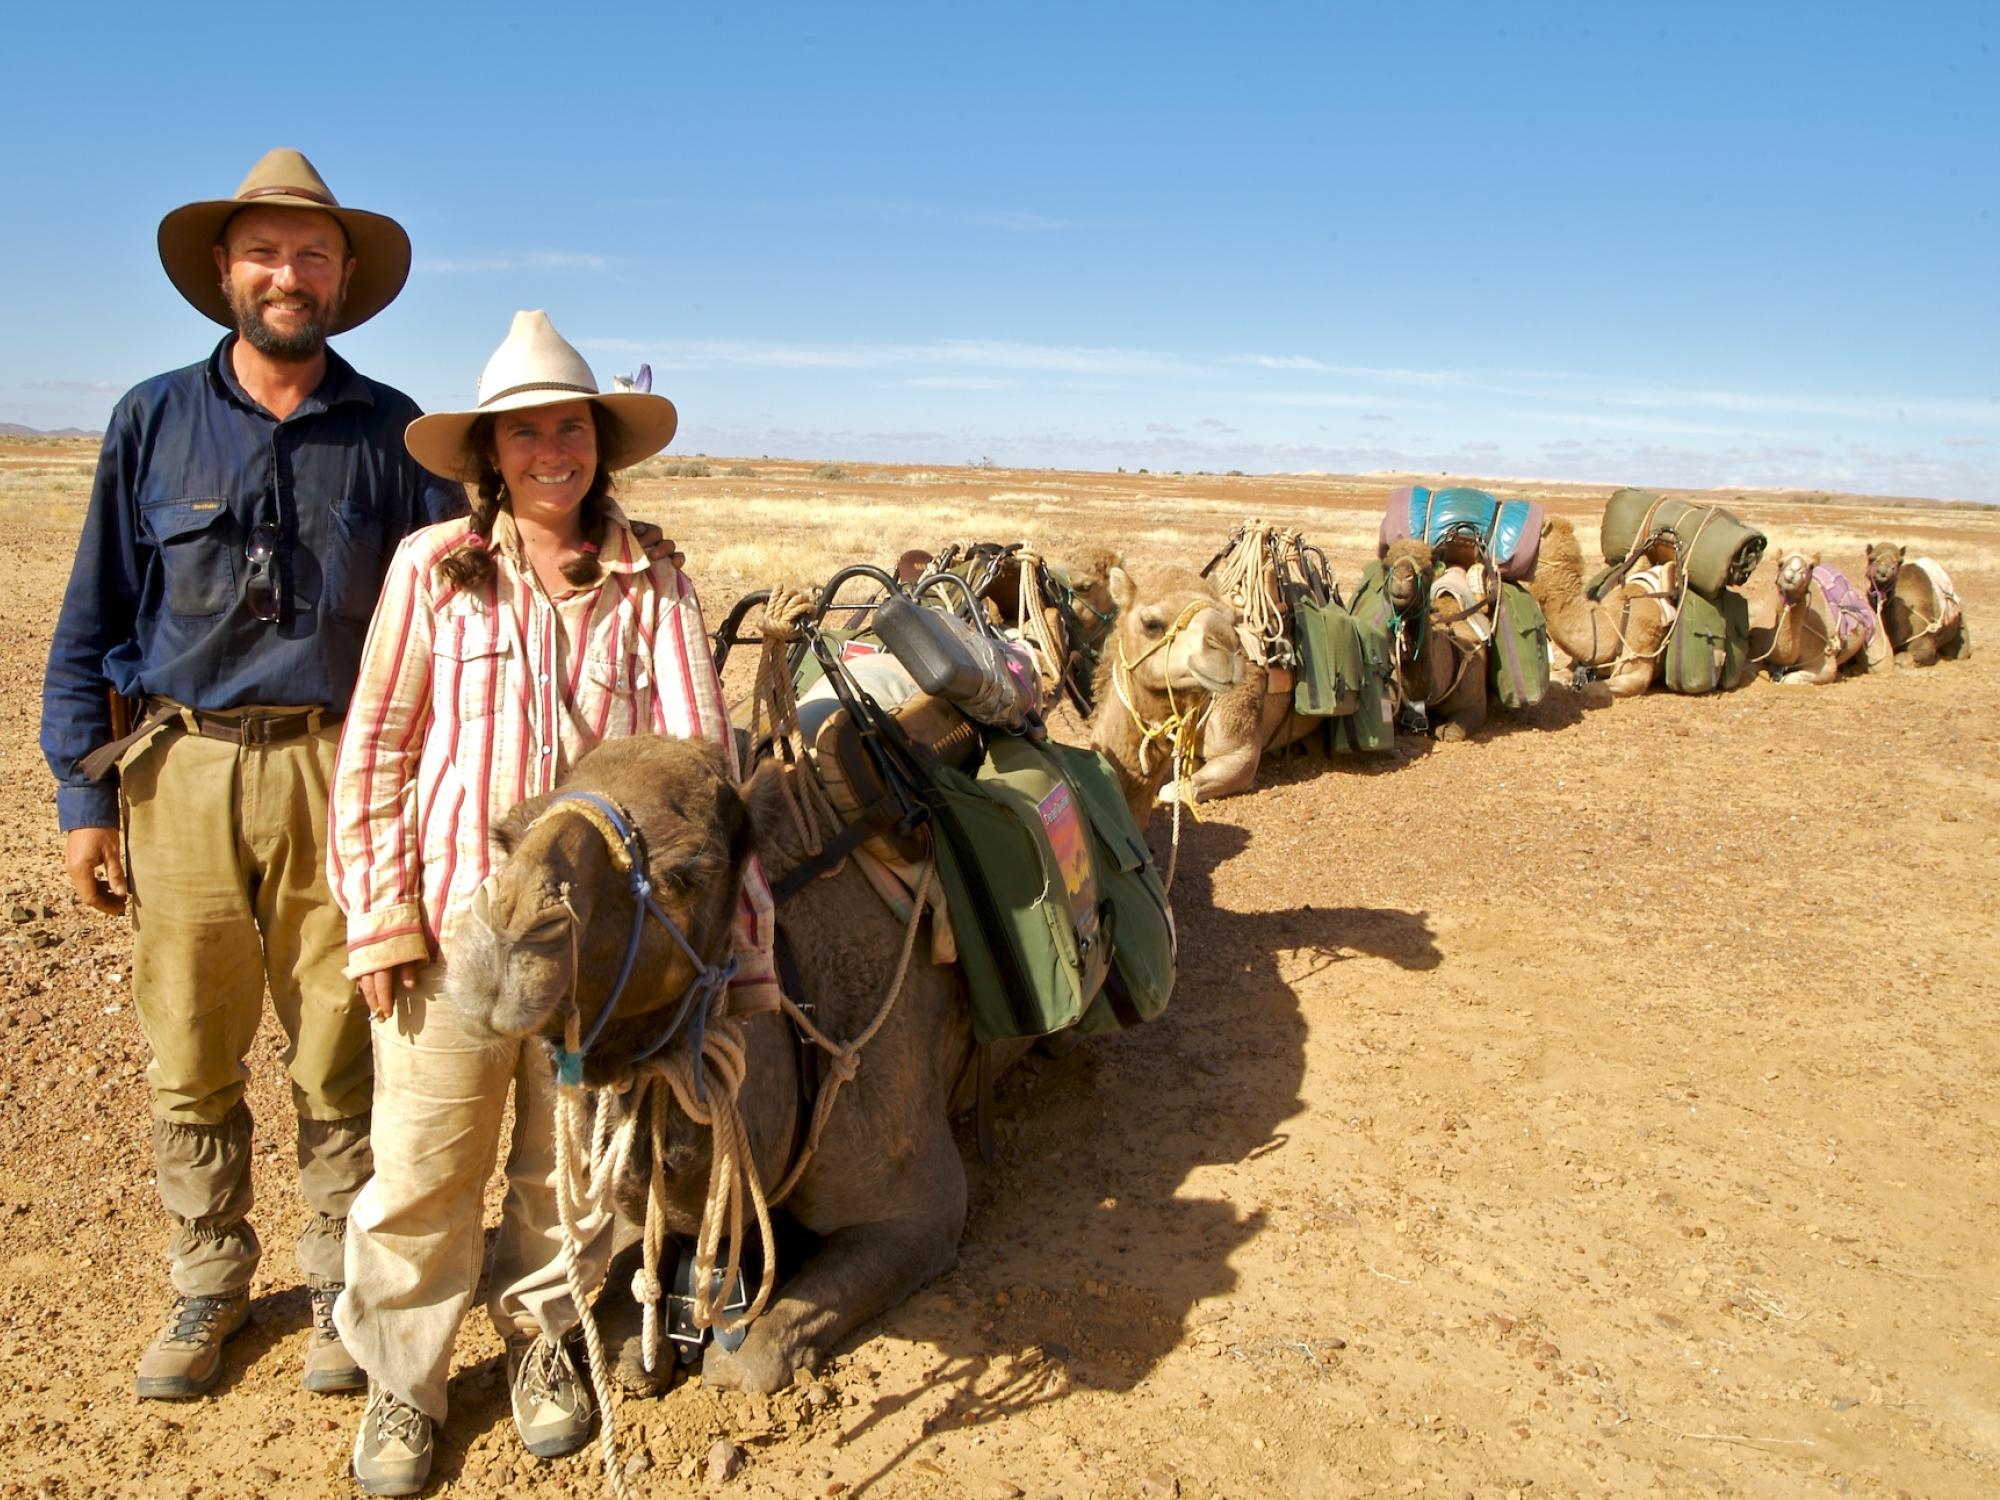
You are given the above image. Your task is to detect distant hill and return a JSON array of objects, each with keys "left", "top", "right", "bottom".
[{"left": 0, "top": 422, "right": 99, "bottom": 439}]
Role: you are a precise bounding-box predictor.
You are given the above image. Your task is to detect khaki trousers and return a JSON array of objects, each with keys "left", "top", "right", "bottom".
[
  {"left": 121, "top": 719, "right": 373, "bottom": 1296},
  {"left": 334, "top": 967, "right": 615, "bottom": 1424}
]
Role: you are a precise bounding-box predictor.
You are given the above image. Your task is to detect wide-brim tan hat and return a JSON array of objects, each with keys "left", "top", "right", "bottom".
[
  {"left": 405, "top": 310, "right": 678, "bottom": 482},
  {"left": 158, "top": 147, "right": 411, "bottom": 334}
]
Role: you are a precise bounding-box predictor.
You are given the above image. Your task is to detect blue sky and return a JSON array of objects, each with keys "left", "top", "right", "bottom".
[{"left": 4, "top": 2, "right": 1995, "bottom": 500}]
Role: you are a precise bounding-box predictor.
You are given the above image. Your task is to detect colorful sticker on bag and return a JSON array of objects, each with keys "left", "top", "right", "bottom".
[
  {"left": 840, "top": 640, "right": 884, "bottom": 662},
  {"left": 1037, "top": 781, "right": 1100, "bottom": 947}
]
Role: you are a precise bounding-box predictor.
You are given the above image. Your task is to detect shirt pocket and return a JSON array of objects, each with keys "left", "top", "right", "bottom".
[
  {"left": 433, "top": 613, "right": 514, "bottom": 723},
  {"left": 580, "top": 648, "right": 652, "bottom": 736},
  {"left": 325, "top": 496, "right": 396, "bottom": 622},
  {"left": 140, "top": 498, "right": 237, "bottom": 617}
]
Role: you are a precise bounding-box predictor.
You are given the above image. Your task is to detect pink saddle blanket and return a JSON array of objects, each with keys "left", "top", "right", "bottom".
[{"left": 1812, "top": 564, "right": 1877, "bottom": 649}]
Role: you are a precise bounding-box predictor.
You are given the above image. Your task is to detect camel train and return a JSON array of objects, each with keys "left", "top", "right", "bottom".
[{"left": 437, "top": 478, "right": 1968, "bottom": 1490}]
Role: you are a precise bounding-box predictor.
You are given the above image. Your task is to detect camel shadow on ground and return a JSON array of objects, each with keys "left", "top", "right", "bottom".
[{"left": 823, "top": 820, "right": 1439, "bottom": 1494}]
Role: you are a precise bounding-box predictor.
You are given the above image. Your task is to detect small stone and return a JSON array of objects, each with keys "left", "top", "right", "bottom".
[
  {"left": 624, "top": 1452, "right": 652, "bottom": 1477},
  {"left": 707, "top": 1439, "right": 744, "bottom": 1486},
  {"left": 6, "top": 905, "right": 31, "bottom": 923},
  {"left": 986, "top": 1485, "right": 1024, "bottom": 1500},
  {"left": 679, "top": 1455, "right": 699, "bottom": 1479},
  {"left": 1831, "top": 1396, "right": 1859, "bottom": 1412},
  {"left": 1138, "top": 1472, "right": 1179, "bottom": 1499},
  {"left": 802, "top": 1381, "right": 832, "bottom": 1409},
  {"left": 251, "top": 1468, "right": 279, "bottom": 1486}
]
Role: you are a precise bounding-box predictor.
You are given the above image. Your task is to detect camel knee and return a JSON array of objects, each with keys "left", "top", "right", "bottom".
[{"left": 1189, "top": 750, "right": 1258, "bottom": 801}]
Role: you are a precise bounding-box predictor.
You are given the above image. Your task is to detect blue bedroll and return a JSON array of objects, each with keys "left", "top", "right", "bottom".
[{"left": 1378, "top": 485, "right": 1544, "bottom": 582}]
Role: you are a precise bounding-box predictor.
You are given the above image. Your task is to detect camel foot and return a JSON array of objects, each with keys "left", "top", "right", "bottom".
[
  {"left": 1777, "top": 671, "right": 1818, "bottom": 686},
  {"left": 1436, "top": 722, "right": 1469, "bottom": 743},
  {"left": 703, "top": 1335, "right": 806, "bottom": 1395}
]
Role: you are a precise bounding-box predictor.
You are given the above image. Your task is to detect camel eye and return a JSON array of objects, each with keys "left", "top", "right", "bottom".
[{"left": 1139, "top": 612, "right": 1166, "bottom": 638}]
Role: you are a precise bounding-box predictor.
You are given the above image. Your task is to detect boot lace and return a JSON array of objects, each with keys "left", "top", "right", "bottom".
[
  {"left": 514, "top": 1335, "right": 587, "bottom": 1414},
  {"left": 161, "top": 1295, "right": 233, "bottom": 1349},
  {"left": 367, "top": 1387, "right": 429, "bottom": 1449},
  {"left": 310, "top": 1284, "right": 341, "bottom": 1342}
]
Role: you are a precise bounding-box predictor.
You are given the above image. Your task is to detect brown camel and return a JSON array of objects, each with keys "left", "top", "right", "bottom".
[
  {"left": 1525, "top": 514, "right": 1673, "bottom": 697},
  {"left": 1396, "top": 541, "right": 1491, "bottom": 741},
  {"left": 1083, "top": 564, "right": 1248, "bottom": 819},
  {"left": 1181, "top": 529, "right": 1352, "bottom": 802},
  {"left": 452, "top": 735, "right": 983, "bottom": 1397},
  {"left": 1749, "top": 550, "right": 1883, "bottom": 685},
  {"left": 1864, "top": 543, "right": 1971, "bottom": 666}
]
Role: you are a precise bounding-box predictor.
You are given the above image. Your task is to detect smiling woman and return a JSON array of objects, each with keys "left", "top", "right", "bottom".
[{"left": 326, "top": 310, "right": 776, "bottom": 1496}]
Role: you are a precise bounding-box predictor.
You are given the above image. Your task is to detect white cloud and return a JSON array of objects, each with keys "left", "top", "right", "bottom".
[{"left": 577, "top": 336, "right": 1201, "bottom": 378}]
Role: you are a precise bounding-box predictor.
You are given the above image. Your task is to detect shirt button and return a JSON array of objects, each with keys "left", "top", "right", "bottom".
[
  {"left": 541, "top": 745, "right": 553, "bottom": 757},
  {"left": 538, "top": 672, "right": 550, "bottom": 684}
]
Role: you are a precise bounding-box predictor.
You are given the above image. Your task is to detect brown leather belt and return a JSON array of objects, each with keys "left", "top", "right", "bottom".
[{"left": 156, "top": 699, "right": 337, "bottom": 746}]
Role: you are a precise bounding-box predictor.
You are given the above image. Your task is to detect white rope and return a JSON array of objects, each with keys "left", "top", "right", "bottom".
[
  {"left": 1011, "top": 548, "right": 1069, "bottom": 711},
  {"left": 1210, "top": 524, "right": 1288, "bottom": 666}
]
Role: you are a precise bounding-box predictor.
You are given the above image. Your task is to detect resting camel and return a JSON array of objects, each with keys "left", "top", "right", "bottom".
[
  {"left": 1864, "top": 543, "right": 1971, "bottom": 666},
  {"left": 1525, "top": 514, "right": 1674, "bottom": 697},
  {"left": 1177, "top": 532, "right": 1348, "bottom": 803},
  {"left": 1083, "top": 565, "right": 1249, "bottom": 820},
  {"left": 1390, "top": 538, "right": 1491, "bottom": 741},
  {"left": 1749, "top": 550, "right": 1887, "bottom": 685},
  {"left": 452, "top": 563, "right": 1238, "bottom": 1404}
]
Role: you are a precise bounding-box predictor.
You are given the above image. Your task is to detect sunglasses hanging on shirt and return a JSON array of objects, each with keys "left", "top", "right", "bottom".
[{"left": 245, "top": 523, "right": 284, "bottom": 623}]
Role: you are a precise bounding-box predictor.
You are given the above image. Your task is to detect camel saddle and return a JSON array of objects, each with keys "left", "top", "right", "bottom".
[{"left": 1812, "top": 564, "right": 1877, "bottom": 652}]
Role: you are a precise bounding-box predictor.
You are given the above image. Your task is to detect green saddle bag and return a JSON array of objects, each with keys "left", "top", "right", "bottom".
[
  {"left": 1663, "top": 587, "right": 1750, "bottom": 694},
  {"left": 1327, "top": 564, "right": 1399, "bottom": 754},
  {"left": 1291, "top": 598, "right": 1363, "bottom": 717},
  {"left": 925, "top": 734, "right": 1171, "bottom": 1042},
  {"left": 1488, "top": 582, "right": 1550, "bottom": 709}
]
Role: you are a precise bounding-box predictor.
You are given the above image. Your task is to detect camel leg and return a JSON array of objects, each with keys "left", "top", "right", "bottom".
[
  {"left": 1180, "top": 742, "right": 1260, "bottom": 803},
  {"left": 1910, "top": 635, "right": 1941, "bottom": 667},
  {"left": 1947, "top": 621, "right": 1972, "bottom": 659},
  {"left": 702, "top": 1128, "right": 967, "bottom": 1394}
]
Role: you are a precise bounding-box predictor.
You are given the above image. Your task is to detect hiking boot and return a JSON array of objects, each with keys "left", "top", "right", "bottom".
[
  {"left": 134, "top": 1291, "right": 249, "bottom": 1399},
  {"left": 352, "top": 1382, "right": 433, "bottom": 1497},
  {"left": 506, "top": 1332, "right": 594, "bottom": 1459},
  {"left": 302, "top": 1282, "right": 366, "bottom": 1394}
]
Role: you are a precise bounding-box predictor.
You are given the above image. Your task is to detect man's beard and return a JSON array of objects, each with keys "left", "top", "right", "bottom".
[{"left": 225, "top": 282, "right": 344, "bottom": 361}]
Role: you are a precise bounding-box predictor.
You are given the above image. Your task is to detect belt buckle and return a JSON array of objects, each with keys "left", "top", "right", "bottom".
[{"left": 238, "top": 715, "right": 275, "bottom": 746}]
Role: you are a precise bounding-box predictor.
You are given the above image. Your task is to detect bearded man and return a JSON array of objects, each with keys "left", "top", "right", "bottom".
[{"left": 40, "top": 149, "right": 463, "bottom": 1401}]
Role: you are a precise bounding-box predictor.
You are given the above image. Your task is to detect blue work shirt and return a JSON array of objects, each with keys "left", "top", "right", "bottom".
[{"left": 41, "top": 336, "right": 465, "bottom": 831}]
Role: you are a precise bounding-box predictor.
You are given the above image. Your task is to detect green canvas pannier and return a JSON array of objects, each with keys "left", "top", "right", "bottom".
[
  {"left": 1327, "top": 563, "right": 1400, "bottom": 754},
  {"left": 1663, "top": 587, "right": 1751, "bottom": 695},
  {"left": 1487, "top": 582, "right": 1550, "bottom": 709},
  {"left": 1042, "top": 742, "right": 1175, "bottom": 1034},
  {"left": 1291, "top": 598, "right": 1363, "bottom": 717},
  {"left": 924, "top": 734, "right": 1171, "bottom": 1043}
]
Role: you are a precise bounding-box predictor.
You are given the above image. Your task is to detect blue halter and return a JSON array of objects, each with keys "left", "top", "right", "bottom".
[{"left": 537, "top": 788, "right": 739, "bottom": 1094}]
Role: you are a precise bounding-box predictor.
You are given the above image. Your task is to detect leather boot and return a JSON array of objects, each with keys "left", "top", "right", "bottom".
[
  {"left": 135, "top": 1291, "right": 250, "bottom": 1399},
  {"left": 302, "top": 1280, "right": 366, "bottom": 1394}
]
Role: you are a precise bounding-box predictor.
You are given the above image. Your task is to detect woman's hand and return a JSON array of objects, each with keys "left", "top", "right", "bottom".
[{"left": 356, "top": 961, "right": 423, "bottom": 1020}]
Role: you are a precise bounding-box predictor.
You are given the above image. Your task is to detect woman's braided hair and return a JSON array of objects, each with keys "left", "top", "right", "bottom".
[{"left": 436, "top": 403, "right": 621, "bottom": 591}]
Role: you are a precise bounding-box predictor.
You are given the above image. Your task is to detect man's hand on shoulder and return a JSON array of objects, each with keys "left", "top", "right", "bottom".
[
  {"left": 628, "top": 520, "right": 686, "bottom": 571},
  {"left": 64, "top": 827, "right": 127, "bottom": 916}
]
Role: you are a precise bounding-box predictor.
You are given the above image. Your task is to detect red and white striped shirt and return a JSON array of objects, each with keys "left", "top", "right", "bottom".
[{"left": 329, "top": 504, "right": 778, "bottom": 1007}]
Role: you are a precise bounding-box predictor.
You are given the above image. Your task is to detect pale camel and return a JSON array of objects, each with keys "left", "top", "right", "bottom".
[
  {"left": 1083, "top": 565, "right": 1248, "bottom": 820},
  {"left": 1749, "top": 550, "right": 1882, "bottom": 685},
  {"left": 1525, "top": 514, "right": 1673, "bottom": 697},
  {"left": 1864, "top": 543, "right": 1972, "bottom": 667}
]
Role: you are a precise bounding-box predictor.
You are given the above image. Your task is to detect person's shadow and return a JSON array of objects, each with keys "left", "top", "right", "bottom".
[{"left": 824, "top": 818, "right": 1438, "bottom": 1493}]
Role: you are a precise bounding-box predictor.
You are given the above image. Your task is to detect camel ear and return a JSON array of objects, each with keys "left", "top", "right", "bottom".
[
  {"left": 494, "top": 791, "right": 558, "bottom": 855},
  {"left": 1810, "top": 551, "right": 1820, "bottom": 566},
  {"left": 1896, "top": 545, "right": 1906, "bottom": 564},
  {"left": 1865, "top": 543, "right": 1876, "bottom": 563},
  {"left": 1108, "top": 565, "right": 1137, "bottom": 613}
]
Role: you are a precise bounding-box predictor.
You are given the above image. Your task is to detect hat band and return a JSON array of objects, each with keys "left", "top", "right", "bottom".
[
  {"left": 479, "top": 379, "right": 598, "bottom": 408},
  {"left": 240, "top": 183, "right": 337, "bottom": 208}
]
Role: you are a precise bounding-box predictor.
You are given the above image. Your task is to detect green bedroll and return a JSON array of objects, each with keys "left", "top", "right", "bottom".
[{"left": 1601, "top": 489, "right": 1767, "bottom": 599}]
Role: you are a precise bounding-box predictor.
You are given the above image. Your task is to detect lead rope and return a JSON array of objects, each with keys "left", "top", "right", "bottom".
[{"left": 1209, "top": 524, "right": 1288, "bottom": 665}]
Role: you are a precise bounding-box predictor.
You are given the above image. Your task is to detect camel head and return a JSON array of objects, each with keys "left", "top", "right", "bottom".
[
  {"left": 1382, "top": 537, "right": 1435, "bottom": 616},
  {"left": 1102, "top": 564, "right": 1244, "bottom": 704},
  {"left": 1865, "top": 542, "right": 1904, "bottom": 593},
  {"left": 1061, "top": 546, "right": 1122, "bottom": 635},
  {"left": 447, "top": 738, "right": 751, "bottom": 1082},
  {"left": 1773, "top": 549, "right": 1818, "bottom": 603}
]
